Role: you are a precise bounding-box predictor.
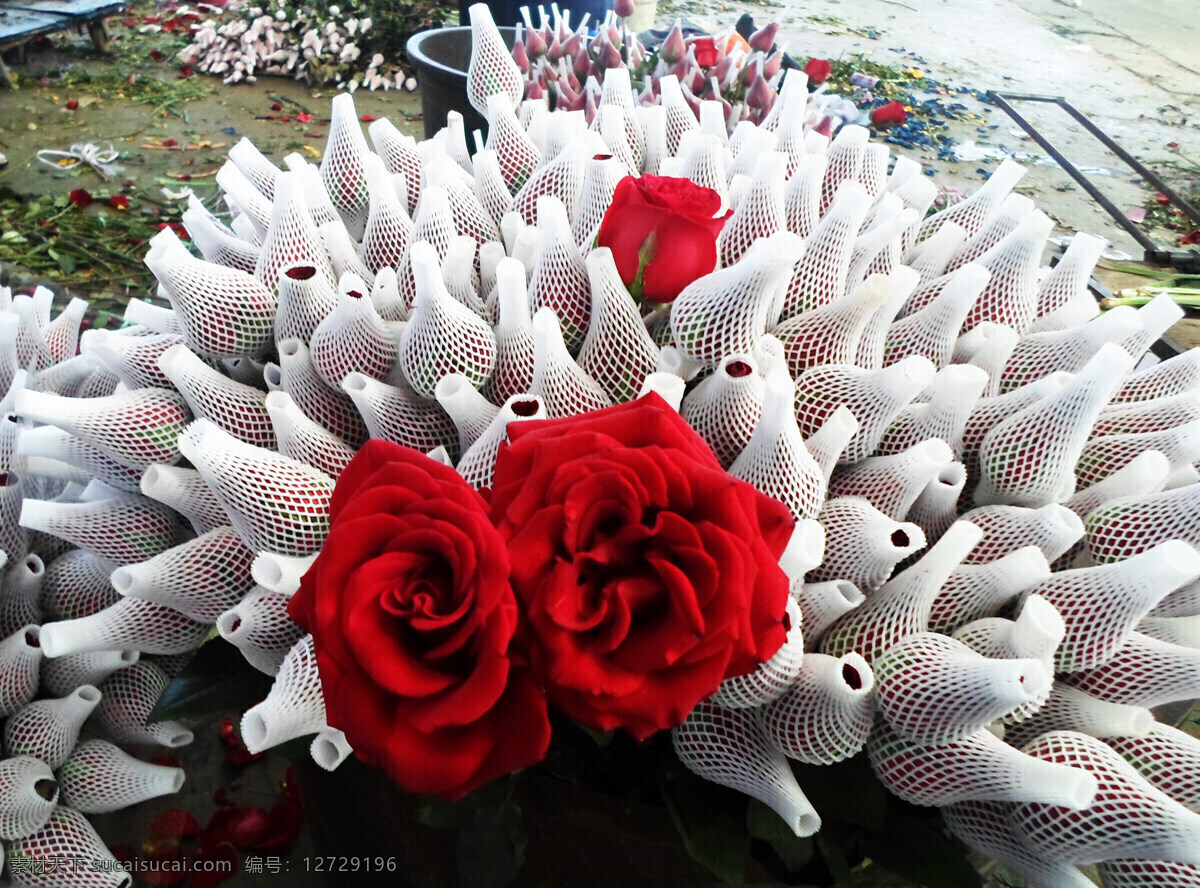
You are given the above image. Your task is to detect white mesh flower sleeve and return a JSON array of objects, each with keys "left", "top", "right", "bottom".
[
  {"left": 961, "top": 322, "right": 1021, "bottom": 398},
  {"left": 822, "top": 521, "right": 982, "bottom": 663},
  {"left": 488, "top": 257, "right": 537, "bottom": 404},
  {"left": 916, "top": 158, "right": 1025, "bottom": 243},
  {"left": 928, "top": 546, "right": 1052, "bottom": 634},
  {"left": 944, "top": 193, "right": 1034, "bottom": 273},
  {"left": 719, "top": 152, "right": 787, "bottom": 267},
  {"left": 80, "top": 328, "right": 181, "bottom": 391},
  {"left": 7, "top": 806, "right": 132, "bottom": 888},
  {"left": 871, "top": 631, "right": 1051, "bottom": 745},
  {"left": 808, "top": 496, "right": 925, "bottom": 592},
  {"left": 1119, "top": 293, "right": 1186, "bottom": 364},
  {"left": 675, "top": 132, "right": 728, "bottom": 208},
  {"left": 342, "top": 373, "right": 459, "bottom": 456},
  {"left": 466, "top": 3, "right": 523, "bottom": 117},
  {"left": 760, "top": 650, "right": 873, "bottom": 764},
  {"left": 39, "top": 597, "right": 208, "bottom": 659},
  {"left": 218, "top": 588, "right": 305, "bottom": 676},
  {"left": 1106, "top": 724, "right": 1200, "bottom": 813},
  {"left": 673, "top": 231, "right": 804, "bottom": 368},
  {"left": 1033, "top": 231, "right": 1105, "bottom": 318},
  {"left": 4, "top": 686, "right": 100, "bottom": 767},
  {"left": 529, "top": 308, "right": 612, "bottom": 418},
  {"left": 182, "top": 195, "right": 260, "bottom": 275},
  {"left": 906, "top": 221, "right": 967, "bottom": 287},
  {"left": 1076, "top": 420, "right": 1200, "bottom": 490},
  {"left": 399, "top": 242, "right": 497, "bottom": 397},
  {"left": 783, "top": 153, "right": 828, "bottom": 239},
  {"left": 19, "top": 495, "right": 179, "bottom": 565},
  {"left": 672, "top": 701, "right": 821, "bottom": 838},
  {"left": 178, "top": 418, "right": 334, "bottom": 557},
  {"left": 40, "top": 550, "right": 119, "bottom": 621},
  {"left": 975, "top": 343, "right": 1135, "bottom": 506},
  {"left": 265, "top": 391, "right": 356, "bottom": 479},
  {"left": 1112, "top": 349, "right": 1200, "bottom": 404},
  {"left": 216, "top": 161, "right": 272, "bottom": 239},
  {"left": 1066, "top": 631, "right": 1200, "bottom": 708},
  {"left": 242, "top": 634, "right": 326, "bottom": 753},
  {"left": 1000, "top": 307, "right": 1141, "bottom": 396},
  {"left": 528, "top": 195, "right": 591, "bottom": 351},
  {"left": 1003, "top": 683, "right": 1154, "bottom": 752},
  {"left": 819, "top": 125, "right": 868, "bottom": 212},
  {"left": 441, "top": 236, "right": 488, "bottom": 318},
  {"left": 0, "top": 626, "right": 41, "bottom": 718},
  {"left": 58, "top": 739, "right": 184, "bottom": 813},
  {"left": 250, "top": 552, "right": 315, "bottom": 596},
  {"left": 436, "top": 373, "right": 501, "bottom": 454},
  {"left": 158, "top": 343, "right": 274, "bottom": 449},
  {"left": 145, "top": 228, "right": 279, "bottom": 358},
  {"left": 93, "top": 660, "right": 193, "bottom": 747},
  {"left": 0, "top": 756, "right": 57, "bottom": 841},
  {"left": 884, "top": 264, "right": 990, "bottom": 368},
  {"left": 319, "top": 220, "right": 376, "bottom": 291},
  {"left": 1083, "top": 481, "right": 1200, "bottom": 565},
  {"left": 309, "top": 278, "right": 398, "bottom": 388},
  {"left": 827, "top": 438, "right": 957, "bottom": 522},
  {"left": 680, "top": 355, "right": 765, "bottom": 469},
  {"left": 943, "top": 799, "right": 1098, "bottom": 888},
  {"left": 274, "top": 266, "right": 339, "bottom": 347},
  {"left": 804, "top": 406, "right": 860, "bottom": 484},
  {"left": 868, "top": 719, "right": 1096, "bottom": 809},
  {"left": 319, "top": 93, "right": 371, "bottom": 238},
  {"left": 779, "top": 181, "right": 871, "bottom": 317},
  {"left": 1008, "top": 730, "right": 1200, "bottom": 866},
  {"left": 1063, "top": 451, "right": 1171, "bottom": 526},
  {"left": 1091, "top": 390, "right": 1200, "bottom": 442},
  {"left": 360, "top": 155, "right": 413, "bottom": 275},
  {"left": 368, "top": 118, "right": 422, "bottom": 214},
  {"left": 962, "top": 210, "right": 1053, "bottom": 335},
  {"left": 710, "top": 597, "right": 804, "bottom": 709},
  {"left": 473, "top": 148, "right": 514, "bottom": 229},
  {"left": 793, "top": 580, "right": 865, "bottom": 651},
  {"left": 41, "top": 649, "right": 137, "bottom": 699},
  {"left": 511, "top": 139, "right": 589, "bottom": 226},
  {"left": 0, "top": 555, "right": 43, "bottom": 640},
  {"left": 228, "top": 137, "right": 280, "bottom": 200},
  {"left": 877, "top": 365, "right": 989, "bottom": 459},
  {"left": 14, "top": 386, "right": 189, "bottom": 471},
  {"left": 1097, "top": 858, "right": 1200, "bottom": 888},
  {"left": 1030, "top": 541, "right": 1200, "bottom": 673},
  {"left": 728, "top": 369, "right": 825, "bottom": 521},
  {"left": 371, "top": 266, "right": 408, "bottom": 324},
  {"left": 1138, "top": 613, "right": 1200, "bottom": 647},
  {"left": 773, "top": 274, "right": 891, "bottom": 377},
  {"left": 311, "top": 726, "right": 354, "bottom": 772},
  {"left": 457, "top": 395, "right": 545, "bottom": 491},
  {"left": 139, "top": 464, "right": 228, "bottom": 536},
  {"left": 274, "top": 339, "right": 369, "bottom": 448},
  {"left": 109, "top": 526, "right": 255, "bottom": 623},
  {"left": 485, "top": 94, "right": 542, "bottom": 193}
]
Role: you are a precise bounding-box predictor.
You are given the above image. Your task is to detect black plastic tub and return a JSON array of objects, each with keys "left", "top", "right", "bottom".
[{"left": 405, "top": 26, "right": 517, "bottom": 142}]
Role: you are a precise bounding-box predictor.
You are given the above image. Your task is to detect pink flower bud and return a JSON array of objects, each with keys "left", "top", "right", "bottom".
[
  {"left": 614, "top": 0, "right": 635, "bottom": 18},
  {"left": 548, "top": 32, "right": 564, "bottom": 62},
  {"left": 659, "top": 20, "right": 686, "bottom": 65},
  {"left": 598, "top": 39, "right": 623, "bottom": 70},
  {"left": 748, "top": 21, "right": 778, "bottom": 53},
  {"left": 525, "top": 27, "right": 547, "bottom": 58},
  {"left": 524, "top": 78, "right": 544, "bottom": 100},
  {"left": 512, "top": 38, "right": 530, "bottom": 73},
  {"left": 763, "top": 49, "right": 782, "bottom": 80},
  {"left": 563, "top": 31, "right": 582, "bottom": 57},
  {"left": 745, "top": 69, "right": 773, "bottom": 109},
  {"left": 573, "top": 45, "right": 591, "bottom": 79}
]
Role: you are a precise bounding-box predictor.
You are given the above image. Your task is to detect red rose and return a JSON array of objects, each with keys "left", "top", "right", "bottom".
[
  {"left": 804, "top": 57, "right": 832, "bottom": 85},
  {"left": 691, "top": 36, "right": 719, "bottom": 68},
  {"left": 68, "top": 188, "right": 93, "bottom": 208},
  {"left": 489, "top": 393, "right": 795, "bottom": 739},
  {"left": 871, "top": 100, "right": 907, "bottom": 128},
  {"left": 289, "top": 441, "right": 551, "bottom": 800},
  {"left": 596, "top": 175, "right": 728, "bottom": 303}
]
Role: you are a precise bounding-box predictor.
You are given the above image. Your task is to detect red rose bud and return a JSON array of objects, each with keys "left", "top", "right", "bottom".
[
  {"left": 691, "top": 36, "right": 718, "bottom": 68},
  {"left": 598, "top": 40, "right": 623, "bottom": 71},
  {"left": 512, "top": 37, "right": 529, "bottom": 72},
  {"left": 524, "top": 78, "right": 544, "bottom": 100},
  {"left": 764, "top": 48, "right": 783, "bottom": 80},
  {"left": 746, "top": 73, "right": 773, "bottom": 111},
  {"left": 805, "top": 57, "right": 832, "bottom": 85},
  {"left": 109, "top": 194, "right": 131, "bottom": 209},
  {"left": 68, "top": 188, "right": 93, "bottom": 208},
  {"left": 573, "top": 47, "right": 591, "bottom": 80},
  {"left": 566, "top": 70, "right": 581, "bottom": 93},
  {"left": 659, "top": 20, "right": 687, "bottom": 64},
  {"left": 547, "top": 32, "right": 564, "bottom": 62},
  {"left": 65, "top": 98, "right": 79, "bottom": 110},
  {"left": 749, "top": 21, "right": 778, "bottom": 53},
  {"left": 814, "top": 114, "right": 835, "bottom": 137},
  {"left": 614, "top": 0, "right": 634, "bottom": 17},
  {"left": 525, "top": 27, "right": 547, "bottom": 58},
  {"left": 562, "top": 31, "right": 581, "bottom": 57},
  {"left": 871, "top": 100, "right": 907, "bottom": 128}
]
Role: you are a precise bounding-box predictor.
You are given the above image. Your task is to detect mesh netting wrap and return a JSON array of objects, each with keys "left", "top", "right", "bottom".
[
  {"left": 774, "top": 274, "right": 891, "bottom": 377},
  {"left": 368, "top": 118, "right": 422, "bottom": 215},
  {"left": 0, "top": 555, "right": 43, "bottom": 640},
  {"left": 1003, "top": 683, "right": 1154, "bottom": 752},
  {"left": 795, "top": 355, "right": 936, "bottom": 465},
  {"left": 457, "top": 395, "right": 546, "bottom": 491},
  {"left": 710, "top": 597, "right": 805, "bottom": 709},
  {"left": 1105, "top": 724, "right": 1200, "bottom": 813},
  {"left": 13, "top": 386, "right": 189, "bottom": 471},
  {"left": 341, "top": 373, "right": 459, "bottom": 457},
  {"left": 360, "top": 155, "right": 413, "bottom": 275},
  {"left": 808, "top": 496, "right": 926, "bottom": 592},
  {"left": 793, "top": 580, "right": 865, "bottom": 651},
  {"left": 1113, "top": 349, "right": 1200, "bottom": 404},
  {"left": 868, "top": 718, "right": 1096, "bottom": 809},
  {"left": 1091, "top": 389, "right": 1200, "bottom": 442},
  {"left": 759, "top": 650, "right": 873, "bottom": 764},
  {"left": 673, "top": 231, "right": 804, "bottom": 368},
  {"left": 485, "top": 94, "right": 542, "bottom": 194},
  {"left": 961, "top": 323, "right": 1021, "bottom": 398},
  {"left": 39, "top": 596, "right": 209, "bottom": 659},
  {"left": 57, "top": 739, "right": 184, "bottom": 814},
  {"left": 311, "top": 726, "right": 354, "bottom": 772},
  {"left": 1076, "top": 419, "right": 1200, "bottom": 490},
  {"left": 1062, "top": 450, "right": 1170, "bottom": 521},
  {"left": 139, "top": 464, "right": 228, "bottom": 536},
  {"left": 7, "top": 805, "right": 131, "bottom": 888},
  {"left": 41, "top": 649, "right": 137, "bottom": 699},
  {"left": 465, "top": 3, "right": 523, "bottom": 119},
  {"left": 93, "top": 660, "right": 193, "bottom": 747},
  {"left": 4, "top": 685, "right": 100, "bottom": 767},
  {"left": 672, "top": 701, "right": 821, "bottom": 838},
  {"left": 975, "top": 343, "right": 1135, "bottom": 506},
  {"left": 572, "top": 152, "right": 624, "bottom": 249},
  {"left": 0, "top": 626, "right": 41, "bottom": 717},
  {"left": 511, "top": 138, "right": 590, "bottom": 227},
  {"left": 529, "top": 307, "right": 612, "bottom": 419},
  {"left": 109, "top": 526, "right": 255, "bottom": 623},
  {"left": 1083, "top": 481, "right": 1200, "bottom": 564},
  {"left": 821, "top": 521, "right": 982, "bottom": 663},
  {"left": 488, "top": 256, "right": 536, "bottom": 405},
  {"left": 819, "top": 124, "right": 868, "bottom": 213},
  {"left": 400, "top": 242, "right": 497, "bottom": 397},
  {"left": 242, "top": 634, "right": 327, "bottom": 754},
  {"left": 19, "top": 494, "right": 179, "bottom": 565},
  {"left": 847, "top": 203, "right": 917, "bottom": 289},
  {"left": 250, "top": 552, "right": 316, "bottom": 596},
  {"left": 1035, "top": 231, "right": 1107, "bottom": 320},
  {"left": 145, "top": 228, "right": 278, "bottom": 360},
  {"left": 1120, "top": 292, "right": 1186, "bottom": 363},
  {"left": 928, "top": 546, "right": 1052, "bottom": 635},
  {"left": 960, "top": 210, "right": 1053, "bottom": 335},
  {"left": 473, "top": 148, "right": 514, "bottom": 230},
  {"left": 436, "top": 373, "right": 501, "bottom": 454},
  {"left": 1028, "top": 540, "right": 1200, "bottom": 673},
  {"left": 999, "top": 306, "right": 1141, "bottom": 395},
  {"left": 680, "top": 355, "right": 765, "bottom": 469},
  {"left": 783, "top": 153, "right": 828, "bottom": 240},
  {"left": 319, "top": 93, "right": 371, "bottom": 239},
  {"left": 228, "top": 136, "right": 280, "bottom": 200},
  {"left": 943, "top": 799, "right": 1098, "bottom": 888},
  {"left": 827, "top": 438, "right": 957, "bottom": 523},
  {"left": 216, "top": 161, "right": 271, "bottom": 239},
  {"left": 675, "top": 131, "right": 729, "bottom": 208},
  {"left": 878, "top": 366, "right": 989, "bottom": 460},
  {"left": 1008, "top": 730, "right": 1200, "bottom": 866},
  {"left": 1097, "top": 858, "right": 1200, "bottom": 888},
  {"left": 319, "top": 221, "right": 377, "bottom": 293},
  {"left": 944, "top": 192, "right": 1033, "bottom": 274},
  {"left": 218, "top": 587, "right": 305, "bottom": 676},
  {"left": 804, "top": 406, "right": 860, "bottom": 485},
  {"left": 441, "top": 236, "right": 487, "bottom": 319},
  {"left": 265, "top": 390, "right": 356, "bottom": 479},
  {"left": 371, "top": 266, "right": 407, "bottom": 324},
  {"left": 158, "top": 343, "right": 275, "bottom": 450},
  {"left": 1138, "top": 614, "right": 1200, "bottom": 647},
  {"left": 178, "top": 418, "right": 334, "bottom": 557},
  {"left": 1152, "top": 577, "right": 1200, "bottom": 618},
  {"left": 729, "top": 370, "right": 825, "bottom": 521},
  {"left": 0, "top": 756, "right": 57, "bottom": 841},
  {"left": 273, "top": 338, "right": 369, "bottom": 449},
  {"left": 907, "top": 221, "right": 967, "bottom": 287},
  {"left": 528, "top": 195, "right": 591, "bottom": 352},
  {"left": 40, "top": 549, "right": 119, "bottom": 621},
  {"left": 884, "top": 265, "right": 989, "bottom": 369},
  {"left": 1066, "top": 630, "right": 1200, "bottom": 708},
  {"left": 182, "top": 194, "right": 260, "bottom": 275},
  {"left": 916, "top": 158, "right": 1025, "bottom": 244},
  {"left": 719, "top": 151, "right": 787, "bottom": 268},
  {"left": 899, "top": 462, "right": 968, "bottom": 543},
  {"left": 780, "top": 181, "right": 871, "bottom": 318},
  {"left": 80, "top": 327, "right": 181, "bottom": 391},
  {"left": 309, "top": 277, "right": 398, "bottom": 389}
]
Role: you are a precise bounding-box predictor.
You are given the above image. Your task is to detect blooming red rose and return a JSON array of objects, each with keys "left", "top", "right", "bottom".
[
  {"left": 109, "top": 194, "right": 131, "bottom": 210},
  {"left": 871, "top": 100, "right": 907, "bottom": 128},
  {"left": 597, "top": 175, "right": 728, "bottom": 304},
  {"left": 691, "top": 36, "right": 719, "bottom": 68},
  {"left": 804, "top": 57, "right": 832, "bottom": 85},
  {"left": 488, "top": 393, "right": 795, "bottom": 739},
  {"left": 68, "top": 188, "right": 92, "bottom": 208},
  {"left": 289, "top": 440, "right": 551, "bottom": 800}
]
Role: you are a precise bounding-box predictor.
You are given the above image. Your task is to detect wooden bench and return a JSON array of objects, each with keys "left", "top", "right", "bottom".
[{"left": 0, "top": 0, "right": 127, "bottom": 88}]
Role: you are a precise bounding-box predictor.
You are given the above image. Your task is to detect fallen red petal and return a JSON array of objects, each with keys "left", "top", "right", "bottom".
[
  {"left": 361, "top": 113, "right": 374, "bottom": 122},
  {"left": 296, "top": 113, "right": 312, "bottom": 123},
  {"left": 271, "top": 102, "right": 283, "bottom": 111},
  {"left": 149, "top": 809, "right": 200, "bottom": 840},
  {"left": 68, "top": 188, "right": 93, "bottom": 208},
  {"left": 253, "top": 800, "right": 304, "bottom": 852},
  {"left": 65, "top": 99, "right": 79, "bottom": 110},
  {"left": 109, "top": 194, "right": 131, "bottom": 209},
  {"left": 205, "top": 805, "right": 269, "bottom": 850},
  {"left": 1156, "top": 192, "right": 1171, "bottom": 205},
  {"left": 192, "top": 844, "right": 240, "bottom": 888},
  {"left": 150, "top": 49, "right": 165, "bottom": 61}
]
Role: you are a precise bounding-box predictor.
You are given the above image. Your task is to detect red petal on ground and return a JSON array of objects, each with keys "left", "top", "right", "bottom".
[
  {"left": 68, "top": 188, "right": 92, "bottom": 207},
  {"left": 253, "top": 800, "right": 304, "bottom": 852},
  {"left": 142, "top": 844, "right": 187, "bottom": 887},
  {"left": 305, "top": 131, "right": 323, "bottom": 138},
  {"left": 1156, "top": 192, "right": 1171, "bottom": 205},
  {"left": 205, "top": 806, "right": 269, "bottom": 849},
  {"left": 192, "top": 844, "right": 240, "bottom": 888},
  {"left": 271, "top": 102, "right": 283, "bottom": 110},
  {"left": 149, "top": 809, "right": 200, "bottom": 839},
  {"left": 161, "top": 138, "right": 178, "bottom": 147},
  {"left": 296, "top": 113, "right": 311, "bottom": 123},
  {"left": 65, "top": 98, "right": 79, "bottom": 110},
  {"left": 150, "top": 49, "right": 165, "bottom": 60},
  {"left": 109, "top": 194, "right": 131, "bottom": 209},
  {"left": 1180, "top": 229, "right": 1200, "bottom": 245},
  {"left": 361, "top": 113, "right": 374, "bottom": 122}
]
